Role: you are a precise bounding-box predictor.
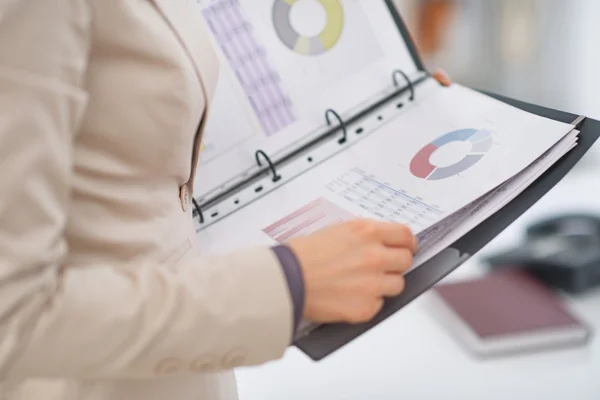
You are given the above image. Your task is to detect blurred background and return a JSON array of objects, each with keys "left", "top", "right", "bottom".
[{"left": 394, "top": 0, "right": 599, "bottom": 121}]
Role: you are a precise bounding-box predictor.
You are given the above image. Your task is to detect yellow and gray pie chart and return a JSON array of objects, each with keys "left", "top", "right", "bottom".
[{"left": 272, "top": 0, "right": 344, "bottom": 55}]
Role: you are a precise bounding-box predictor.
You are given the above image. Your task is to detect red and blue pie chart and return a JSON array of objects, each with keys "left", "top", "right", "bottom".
[{"left": 410, "top": 128, "right": 492, "bottom": 180}]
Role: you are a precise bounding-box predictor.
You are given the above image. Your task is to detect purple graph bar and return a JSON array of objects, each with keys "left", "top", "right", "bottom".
[{"left": 202, "top": 0, "right": 296, "bottom": 136}]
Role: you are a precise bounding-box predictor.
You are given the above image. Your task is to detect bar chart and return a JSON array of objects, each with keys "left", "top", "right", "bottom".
[
  {"left": 202, "top": 0, "right": 296, "bottom": 136},
  {"left": 263, "top": 197, "right": 355, "bottom": 242}
]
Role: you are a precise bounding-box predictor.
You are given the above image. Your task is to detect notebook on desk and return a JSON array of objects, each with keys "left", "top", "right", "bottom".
[
  {"left": 190, "top": 0, "right": 600, "bottom": 360},
  {"left": 430, "top": 269, "right": 592, "bottom": 358}
]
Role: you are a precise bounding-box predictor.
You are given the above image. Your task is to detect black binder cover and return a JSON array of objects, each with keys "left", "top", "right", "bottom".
[{"left": 294, "top": 96, "right": 600, "bottom": 361}]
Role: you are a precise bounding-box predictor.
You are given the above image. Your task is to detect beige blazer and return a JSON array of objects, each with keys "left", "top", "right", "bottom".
[{"left": 0, "top": 1, "right": 294, "bottom": 399}]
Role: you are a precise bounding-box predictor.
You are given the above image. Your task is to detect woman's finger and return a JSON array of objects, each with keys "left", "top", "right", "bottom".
[{"left": 433, "top": 68, "right": 452, "bottom": 86}]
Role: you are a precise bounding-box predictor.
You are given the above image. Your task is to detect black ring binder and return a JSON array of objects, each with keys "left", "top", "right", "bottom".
[
  {"left": 255, "top": 149, "right": 282, "bottom": 182},
  {"left": 192, "top": 198, "right": 204, "bottom": 223},
  {"left": 392, "top": 69, "right": 414, "bottom": 101},
  {"left": 325, "top": 109, "right": 348, "bottom": 144}
]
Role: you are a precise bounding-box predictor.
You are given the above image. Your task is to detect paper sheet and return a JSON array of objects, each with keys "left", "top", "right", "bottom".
[{"left": 192, "top": 0, "right": 423, "bottom": 197}]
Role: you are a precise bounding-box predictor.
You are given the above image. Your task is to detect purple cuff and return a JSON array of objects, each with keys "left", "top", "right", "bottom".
[{"left": 271, "top": 245, "right": 305, "bottom": 336}]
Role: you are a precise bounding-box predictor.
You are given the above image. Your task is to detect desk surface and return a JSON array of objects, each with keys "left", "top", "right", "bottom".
[{"left": 234, "top": 151, "right": 600, "bottom": 399}]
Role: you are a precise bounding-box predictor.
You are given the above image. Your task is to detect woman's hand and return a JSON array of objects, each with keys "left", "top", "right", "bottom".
[{"left": 287, "top": 219, "right": 417, "bottom": 324}]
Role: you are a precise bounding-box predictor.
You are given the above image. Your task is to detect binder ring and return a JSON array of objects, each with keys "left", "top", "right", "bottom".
[
  {"left": 392, "top": 69, "right": 414, "bottom": 101},
  {"left": 192, "top": 198, "right": 204, "bottom": 224},
  {"left": 325, "top": 108, "right": 347, "bottom": 144},
  {"left": 255, "top": 150, "right": 282, "bottom": 182}
]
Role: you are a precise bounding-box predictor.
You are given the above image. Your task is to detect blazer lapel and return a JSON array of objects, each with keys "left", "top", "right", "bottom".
[{"left": 150, "top": 0, "right": 220, "bottom": 191}]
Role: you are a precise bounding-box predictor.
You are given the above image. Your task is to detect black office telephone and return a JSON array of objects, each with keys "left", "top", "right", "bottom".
[{"left": 484, "top": 213, "right": 600, "bottom": 294}]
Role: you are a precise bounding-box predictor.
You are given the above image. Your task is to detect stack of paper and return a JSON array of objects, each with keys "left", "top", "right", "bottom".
[
  {"left": 413, "top": 127, "right": 579, "bottom": 269},
  {"left": 256, "top": 82, "right": 579, "bottom": 262}
]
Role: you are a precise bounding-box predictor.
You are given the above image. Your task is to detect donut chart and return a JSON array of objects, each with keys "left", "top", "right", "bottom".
[
  {"left": 272, "top": 0, "right": 344, "bottom": 56},
  {"left": 410, "top": 128, "right": 493, "bottom": 180}
]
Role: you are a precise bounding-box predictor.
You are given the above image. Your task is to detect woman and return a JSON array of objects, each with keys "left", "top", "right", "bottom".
[{"left": 0, "top": 1, "right": 450, "bottom": 399}]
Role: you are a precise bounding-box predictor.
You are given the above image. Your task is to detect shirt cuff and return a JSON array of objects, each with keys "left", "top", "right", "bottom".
[{"left": 271, "top": 245, "right": 305, "bottom": 336}]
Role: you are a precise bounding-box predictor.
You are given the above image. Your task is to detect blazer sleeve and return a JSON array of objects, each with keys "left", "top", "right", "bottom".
[{"left": 0, "top": 0, "right": 294, "bottom": 381}]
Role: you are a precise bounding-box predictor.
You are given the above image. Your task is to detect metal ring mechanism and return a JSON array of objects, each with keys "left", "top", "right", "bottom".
[
  {"left": 392, "top": 69, "right": 415, "bottom": 101},
  {"left": 255, "top": 149, "right": 281, "bottom": 182},
  {"left": 325, "top": 108, "right": 348, "bottom": 145}
]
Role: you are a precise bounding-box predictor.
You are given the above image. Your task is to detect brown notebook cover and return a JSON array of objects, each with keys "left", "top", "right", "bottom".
[{"left": 430, "top": 269, "right": 592, "bottom": 357}]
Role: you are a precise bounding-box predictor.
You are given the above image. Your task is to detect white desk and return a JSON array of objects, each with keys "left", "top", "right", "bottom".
[{"left": 235, "top": 157, "right": 600, "bottom": 399}]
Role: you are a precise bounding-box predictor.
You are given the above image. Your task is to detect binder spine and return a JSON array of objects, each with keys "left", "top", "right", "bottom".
[{"left": 193, "top": 69, "right": 427, "bottom": 231}]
